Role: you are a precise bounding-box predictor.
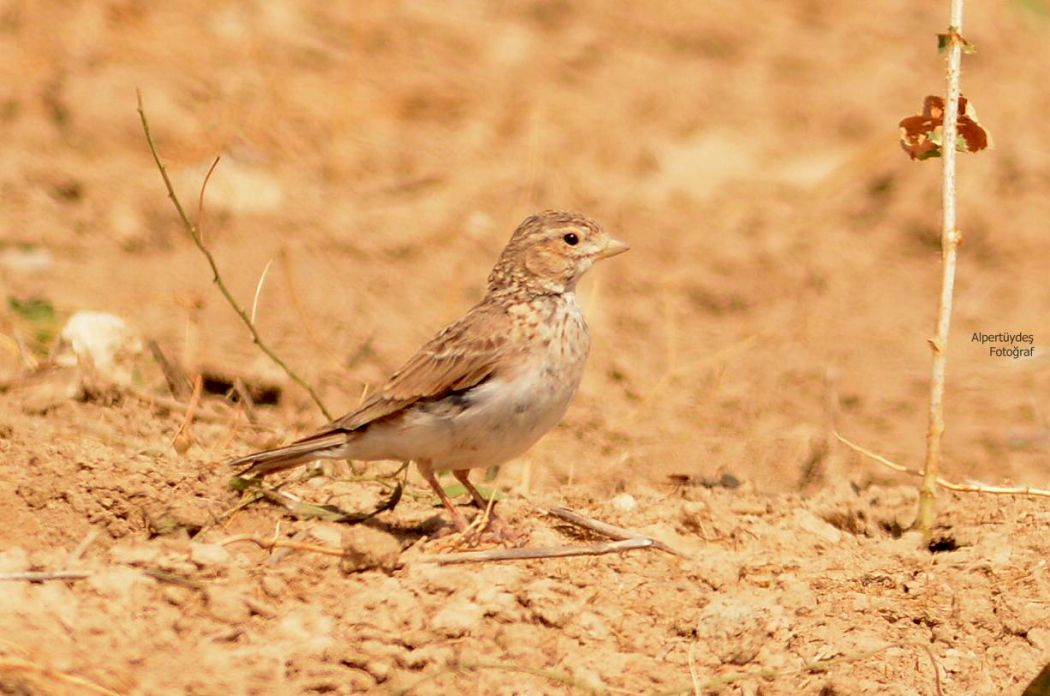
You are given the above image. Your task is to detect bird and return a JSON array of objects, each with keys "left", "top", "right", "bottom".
[{"left": 228, "top": 210, "right": 629, "bottom": 534}]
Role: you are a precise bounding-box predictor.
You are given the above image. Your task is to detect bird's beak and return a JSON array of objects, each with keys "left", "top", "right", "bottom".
[{"left": 596, "top": 237, "right": 630, "bottom": 260}]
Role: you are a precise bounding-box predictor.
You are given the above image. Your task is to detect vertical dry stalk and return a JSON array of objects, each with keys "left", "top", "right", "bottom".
[
  {"left": 136, "top": 92, "right": 333, "bottom": 420},
  {"left": 917, "top": 0, "right": 965, "bottom": 538}
]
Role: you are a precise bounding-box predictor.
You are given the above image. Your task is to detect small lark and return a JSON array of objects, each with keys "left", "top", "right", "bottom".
[{"left": 229, "top": 210, "right": 628, "bottom": 533}]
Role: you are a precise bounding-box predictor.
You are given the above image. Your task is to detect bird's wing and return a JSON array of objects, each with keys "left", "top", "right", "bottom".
[{"left": 301, "top": 303, "right": 515, "bottom": 440}]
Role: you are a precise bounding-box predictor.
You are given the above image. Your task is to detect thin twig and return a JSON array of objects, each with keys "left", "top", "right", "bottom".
[
  {"left": 232, "top": 377, "right": 258, "bottom": 424},
  {"left": 67, "top": 529, "right": 100, "bottom": 564},
  {"left": 923, "top": 644, "right": 944, "bottom": 696},
  {"left": 219, "top": 534, "right": 345, "bottom": 557},
  {"left": 136, "top": 91, "right": 332, "bottom": 420},
  {"left": 171, "top": 374, "right": 203, "bottom": 452},
  {"left": 147, "top": 339, "right": 191, "bottom": 399},
  {"left": 0, "top": 656, "right": 122, "bottom": 696},
  {"left": 140, "top": 568, "right": 202, "bottom": 589},
  {"left": 548, "top": 506, "right": 689, "bottom": 557},
  {"left": 420, "top": 538, "right": 654, "bottom": 565},
  {"left": 196, "top": 156, "right": 221, "bottom": 245},
  {"left": 918, "top": 0, "right": 966, "bottom": 540},
  {"left": 249, "top": 258, "right": 275, "bottom": 327},
  {"left": 0, "top": 571, "right": 92, "bottom": 582},
  {"left": 687, "top": 642, "right": 701, "bottom": 696},
  {"left": 836, "top": 433, "right": 1050, "bottom": 498}
]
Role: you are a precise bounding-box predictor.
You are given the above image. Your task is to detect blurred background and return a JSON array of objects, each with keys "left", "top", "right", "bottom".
[{"left": 2, "top": 0, "right": 1049, "bottom": 495}]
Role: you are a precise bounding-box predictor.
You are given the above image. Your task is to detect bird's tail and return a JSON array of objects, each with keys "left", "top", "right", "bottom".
[{"left": 228, "top": 432, "right": 349, "bottom": 478}]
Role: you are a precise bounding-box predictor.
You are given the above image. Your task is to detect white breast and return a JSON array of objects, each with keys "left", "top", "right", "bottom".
[{"left": 354, "top": 294, "right": 590, "bottom": 470}]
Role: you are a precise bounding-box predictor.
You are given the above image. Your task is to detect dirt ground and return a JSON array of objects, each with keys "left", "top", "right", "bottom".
[{"left": 2, "top": 1, "right": 1049, "bottom": 694}]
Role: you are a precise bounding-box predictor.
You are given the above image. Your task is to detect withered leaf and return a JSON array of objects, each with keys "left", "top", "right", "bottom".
[
  {"left": 937, "top": 31, "right": 976, "bottom": 55},
  {"left": 898, "top": 95, "right": 991, "bottom": 161}
]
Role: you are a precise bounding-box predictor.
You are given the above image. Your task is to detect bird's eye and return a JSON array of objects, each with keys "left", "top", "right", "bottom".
[{"left": 562, "top": 232, "right": 579, "bottom": 246}]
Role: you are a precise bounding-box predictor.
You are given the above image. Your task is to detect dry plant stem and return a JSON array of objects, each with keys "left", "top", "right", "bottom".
[
  {"left": 171, "top": 373, "right": 203, "bottom": 448},
  {"left": 0, "top": 656, "right": 122, "bottom": 696},
  {"left": 918, "top": 0, "right": 966, "bottom": 539},
  {"left": 421, "top": 537, "right": 654, "bottom": 565},
  {"left": 548, "top": 506, "right": 689, "bottom": 557},
  {"left": 0, "top": 571, "right": 92, "bottom": 582},
  {"left": 218, "top": 534, "right": 345, "bottom": 557},
  {"left": 836, "top": 433, "right": 1050, "bottom": 498},
  {"left": 135, "top": 91, "right": 333, "bottom": 421},
  {"left": 923, "top": 644, "right": 944, "bottom": 696},
  {"left": 147, "top": 339, "right": 191, "bottom": 398}
]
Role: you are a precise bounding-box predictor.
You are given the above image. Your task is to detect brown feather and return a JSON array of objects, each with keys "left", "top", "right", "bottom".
[{"left": 319, "top": 301, "right": 515, "bottom": 433}]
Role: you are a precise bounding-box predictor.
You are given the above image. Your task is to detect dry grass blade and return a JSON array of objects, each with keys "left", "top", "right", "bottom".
[
  {"left": 0, "top": 571, "right": 92, "bottom": 582},
  {"left": 249, "top": 258, "right": 275, "bottom": 327},
  {"left": 171, "top": 374, "right": 203, "bottom": 453},
  {"left": 923, "top": 644, "right": 944, "bottom": 696},
  {"left": 420, "top": 537, "right": 653, "bottom": 565},
  {"left": 219, "top": 534, "right": 345, "bottom": 558},
  {"left": 836, "top": 432, "right": 1050, "bottom": 498},
  {"left": 548, "top": 506, "right": 689, "bottom": 557},
  {"left": 147, "top": 339, "right": 191, "bottom": 399},
  {"left": 136, "top": 91, "right": 332, "bottom": 420},
  {"left": 0, "top": 656, "right": 122, "bottom": 696}
]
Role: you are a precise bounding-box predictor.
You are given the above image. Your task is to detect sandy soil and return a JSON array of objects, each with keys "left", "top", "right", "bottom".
[{"left": 1, "top": 1, "right": 1048, "bottom": 694}]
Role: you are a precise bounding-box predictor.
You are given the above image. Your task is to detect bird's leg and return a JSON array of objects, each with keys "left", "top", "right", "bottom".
[
  {"left": 452, "top": 469, "right": 527, "bottom": 544},
  {"left": 452, "top": 469, "right": 494, "bottom": 510},
  {"left": 416, "top": 461, "right": 469, "bottom": 532}
]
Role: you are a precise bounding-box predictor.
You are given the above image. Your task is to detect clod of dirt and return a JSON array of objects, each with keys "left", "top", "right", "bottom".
[
  {"left": 678, "top": 500, "right": 709, "bottom": 533},
  {"left": 683, "top": 554, "right": 743, "bottom": 591},
  {"left": 520, "top": 578, "right": 581, "bottom": 628},
  {"left": 189, "top": 542, "right": 231, "bottom": 567},
  {"left": 205, "top": 586, "right": 252, "bottom": 624},
  {"left": 696, "top": 594, "right": 786, "bottom": 666},
  {"left": 431, "top": 596, "right": 485, "bottom": 638},
  {"left": 146, "top": 498, "right": 214, "bottom": 538},
  {"left": 792, "top": 509, "right": 843, "bottom": 545},
  {"left": 339, "top": 525, "right": 401, "bottom": 573}
]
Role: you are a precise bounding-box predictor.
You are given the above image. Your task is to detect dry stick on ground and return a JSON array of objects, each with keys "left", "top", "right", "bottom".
[
  {"left": 917, "top": 0, "right": 966, "bottom": 540},
  {"left": 0, "top": 571, "right": 92, "bottom": 582},
  {"left": 421, "top": 538, "right": 655, "bottom": 565},
  {"left": 425, "top": 506, "right": 689, "bottom": 564},
  {"left": 170, "top": 373, "right": 203, "bottom": 453},
  {"left": 136, "top": 91, "right": 333, "bottom": 421},
  {"left": 147, "top": 339, "right": 192, "bottom": 399},
  {"left": 548, "top": 506, "right": 689, "bottom": 557},
  {"left": 219, "top": 534, "right": 346, "bottom": 558},
  {"left": 836, "top": 433, "right": 1050, "bottom": 498}
]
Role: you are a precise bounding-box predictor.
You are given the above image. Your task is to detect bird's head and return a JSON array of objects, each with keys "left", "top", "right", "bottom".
[{"left": 488, "top": 210, "right": 629, "bottom": 295}]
